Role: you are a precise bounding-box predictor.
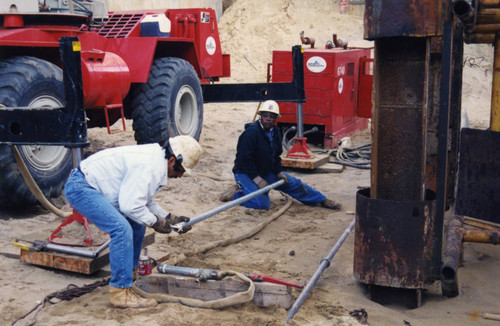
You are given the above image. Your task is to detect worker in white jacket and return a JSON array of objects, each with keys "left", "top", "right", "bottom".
[{"left": 64, "top": 135, "right": 202, "bottom": 309}]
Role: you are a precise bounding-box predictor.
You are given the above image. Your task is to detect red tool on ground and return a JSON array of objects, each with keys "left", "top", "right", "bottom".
[{"left": 245, "top": 272, "right": 304, "bottom": 289}]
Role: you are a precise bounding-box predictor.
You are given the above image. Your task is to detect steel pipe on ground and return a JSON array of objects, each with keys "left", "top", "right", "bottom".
[
  {"left": 286, "top": 219, "right": 355, "bottom": 323},
  {"left": 441, "top": 215, "right": 463, "bottom": 298},
  {"left": 171, "top": 180, "right": 285, "bottom": 232},
  {"left": 40, "top": 238, "right": 111, "bottom": 258}
]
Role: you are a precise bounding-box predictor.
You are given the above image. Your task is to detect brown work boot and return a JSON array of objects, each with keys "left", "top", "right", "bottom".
[
  {"left": 219, "top": 184, "right": 240, "bottom": 202},
  {"left": 109, "top": 287, "right": 157, "bottom": 308},
  {"left": 321, "top": 199, "right": 341, "bottom": 210}
]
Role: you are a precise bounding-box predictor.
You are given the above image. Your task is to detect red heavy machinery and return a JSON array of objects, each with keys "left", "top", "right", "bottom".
[
  {"left": 0, "top": 0, "right": 229, "bottom": 206},
  {"left": 0, "top": 1, "right": 307, "bottom": 207},
  {"left": 270, "top": 34, "right": 373, "bottom": 150}
]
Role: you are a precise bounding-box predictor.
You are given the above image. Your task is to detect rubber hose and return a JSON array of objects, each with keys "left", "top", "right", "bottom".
[
  {"left": 133, "top": 270, "right": 255, "bottom": 309},
  {"left": 12, "top": 145, "right": 71, "bottom": 218}
]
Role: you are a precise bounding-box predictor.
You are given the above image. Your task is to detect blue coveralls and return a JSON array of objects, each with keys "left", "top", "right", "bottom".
[{"left": 231, "top": 121, "right": 325, "bottom": 209}]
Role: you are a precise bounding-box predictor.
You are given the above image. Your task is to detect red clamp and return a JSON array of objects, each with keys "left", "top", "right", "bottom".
[{"left": 48, "top": 208, "right": 93, "bottom": 246}]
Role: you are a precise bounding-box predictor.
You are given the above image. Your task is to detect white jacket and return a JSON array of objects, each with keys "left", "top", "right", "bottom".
[{"left": 79, "top": 144, "right": 169, "bottom": 226}]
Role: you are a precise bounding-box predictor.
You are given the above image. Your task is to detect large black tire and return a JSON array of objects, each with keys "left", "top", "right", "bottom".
[
  {"left": 0, "top": 56, "right": 73, "bottom": 207},
  {"left": 130, "top": 57, "right": 203, "bottom": 144}
]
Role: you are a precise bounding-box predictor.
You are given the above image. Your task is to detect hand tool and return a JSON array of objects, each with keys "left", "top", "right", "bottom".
[{"left": 157, "top": 263, "right": 303, "bottom": 288}]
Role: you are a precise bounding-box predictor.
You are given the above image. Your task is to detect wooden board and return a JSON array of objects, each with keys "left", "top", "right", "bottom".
[
  {"left": 135, "top": 273, "right": 293, "bottom": 309},
  {"left": 281, "top": 153, "right": 330, "bottom": 170},
  {"left": 20, "top": 248, "right": 109, "bottom": 274},
  {"left": 19, "top": 231, "right": 155, "bottom": 275}
]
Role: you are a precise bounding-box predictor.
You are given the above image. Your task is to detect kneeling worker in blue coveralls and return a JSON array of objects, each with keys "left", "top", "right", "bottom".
[{"left": 220, "top": 100, "right": 340, "bottom": 210}]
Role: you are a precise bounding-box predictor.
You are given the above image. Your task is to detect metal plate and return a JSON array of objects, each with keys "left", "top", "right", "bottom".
[
  {"left": 354, "top": 188, "right": 439, "bottom": 288},
  {"left": 455, "top": 128, "right": 500, "bottom": 223}
]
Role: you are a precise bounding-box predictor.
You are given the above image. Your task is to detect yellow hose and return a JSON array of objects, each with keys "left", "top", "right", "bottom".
[{"left": 12, "top": 145, "right": 71, "bottom": 218}]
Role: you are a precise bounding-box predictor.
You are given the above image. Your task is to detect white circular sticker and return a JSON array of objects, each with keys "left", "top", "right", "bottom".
[
  {"left": 206, "top": 36, "right": 216, "bottom": 55},
  {"left": 338, "top": 78, "right": 344, "bottom": 94},
  {"left": 306, "top": 56, "right": 327, "bottom": 73}
]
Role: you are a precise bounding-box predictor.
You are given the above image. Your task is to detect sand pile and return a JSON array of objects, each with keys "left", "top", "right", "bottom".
[{"left": 218, "top": 0, "right": 371, "bottom": 83}]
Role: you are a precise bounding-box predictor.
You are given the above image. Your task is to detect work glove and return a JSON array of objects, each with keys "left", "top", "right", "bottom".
[
  {"left": 276, "top": 172, "right": 289, "bottom": 186},
  {"left": 171, "top": 215, "right": 192, "bottom": 234},
  {"left": 152, "top": 216, "right": 172, "bottom": 234},
  {"left": 253, "top": 176, "right": 269, "bottom": 189}
]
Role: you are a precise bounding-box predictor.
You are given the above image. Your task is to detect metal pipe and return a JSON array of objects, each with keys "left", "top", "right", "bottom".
[
  {"left": 171, "top": 180, "right": 285, "bottom": 232},
  {"left": 72, "top": 148, "right": 82, "bottom": 169},
  {"left": 491, "top": 35, "right": 500, "bottom": 131},
  {"left": 436, "top": 6, "right": 454, "bottom": 283},
  {"left": 300, "top": 31, "right": 315, "bottom": 48},
  {"left": 477, "top": 9, "right": 500, "bottom": 24},
  {"left": 453, "top": 0, "right": 475, "bottom": 22},
  {"left": 441, "top": 214, "right": 463, "bottom": 298},
  {"left": 296, "top": 103, "right": 304, "bottom": 137},
  {"left": 38, "top": 238, "right": 110, "bottom": 258},
  {"left": 464, "top": 33, "right": 495, "bottom": 43},
  {"left": 157, "top": 264, "right": 218, "bottom": 281},
  {"left": 463, "top": 229, "right": 500, "bottom": 243},
  {"left": 93, "top": 239, "right": 111, "bottom": 257},
  {"left": 471, "top": 23, "right": 500, "bottom": 33},
  {"left": 332, "top": 34, "right": 348, "bottom": 49},
  {"left": 286, "top": 219, "right": 355, "bottom": 323},
  {"left": 463, "top": 217, "right": 500, "bottom": 230},
  {"left": 480, "top": 0, "right": 500, "bottom": 7}
]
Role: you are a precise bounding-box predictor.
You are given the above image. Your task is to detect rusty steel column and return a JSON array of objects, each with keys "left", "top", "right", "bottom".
[
  {"left": 354, "top": 0, "right": 449, "bottom": 305},
  {"left": 370, "top": 37, "right": 428, "bottom": 200},
  {"left": 491, "top": 35, "right": 500, "bottom": 131}
]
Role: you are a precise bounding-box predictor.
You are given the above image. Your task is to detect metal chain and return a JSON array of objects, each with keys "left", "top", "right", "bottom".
[{"left": 11, "top": 278, "right": 110, "bottom": 326}]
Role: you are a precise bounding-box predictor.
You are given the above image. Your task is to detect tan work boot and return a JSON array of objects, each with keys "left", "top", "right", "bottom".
[
  {"left": 219, "top": 184, "right": 240, "bottom": 202},
  {"left": 321, "top": 199, "right": 341, "bottom": 210},
  {"left": 109, "top": 287, "right": 157, "bottom": 308}
]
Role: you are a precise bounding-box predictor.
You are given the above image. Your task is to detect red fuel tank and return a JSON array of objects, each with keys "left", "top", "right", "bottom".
[{"left": 80, "top": 50, "right": 131, "bottom": 108}]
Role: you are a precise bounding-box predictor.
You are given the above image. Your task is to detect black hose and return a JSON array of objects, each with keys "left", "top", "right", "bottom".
[{"left": 328, "top": 143, "right": 371, "bottom": 170}]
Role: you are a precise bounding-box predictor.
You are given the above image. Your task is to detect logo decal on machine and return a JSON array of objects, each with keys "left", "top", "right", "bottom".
[
  {"left": 338, "top": 78, "right": 344, "bottom": 94},
  {"left": 201, "top": 12, "right": 210, "bottom": 23},
  {"left": 306, "top": 56, "right": 327, "bottom": 73},
  {"left": 206, "top": 36, "right": 216, "bottom": 55}
]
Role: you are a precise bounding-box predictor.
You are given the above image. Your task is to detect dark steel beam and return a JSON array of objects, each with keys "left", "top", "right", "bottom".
[
  {"left": 0, "top": 37, "right": 88, "bottom": 147},
  {"left": 201, "top": 45, "right": 305, "bottom": 103}
]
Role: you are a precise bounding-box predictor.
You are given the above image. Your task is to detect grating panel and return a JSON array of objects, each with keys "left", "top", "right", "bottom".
[{"left": 96, "top": 13, "right": 144, "bottom": 38}]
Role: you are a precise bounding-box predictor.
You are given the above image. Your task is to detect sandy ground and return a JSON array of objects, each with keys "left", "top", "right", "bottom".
[{"left": 1, "top": 1, "right": 499, "bottom": 325}]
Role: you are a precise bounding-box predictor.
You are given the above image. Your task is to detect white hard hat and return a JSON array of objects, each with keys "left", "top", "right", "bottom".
[
  {"left": 258, "top": 100, "right": 281, "bottom": 117},
  {"left": 168, "top": 135, "right": 202, "bottom": 174}
]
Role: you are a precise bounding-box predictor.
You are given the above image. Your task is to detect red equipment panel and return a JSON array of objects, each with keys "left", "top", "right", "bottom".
[
  {"left": 272, "top": 47, "right": 372, "bottom": 149},
  {"left": 168, "top": 8, "right": 226, "bottom": 79}
]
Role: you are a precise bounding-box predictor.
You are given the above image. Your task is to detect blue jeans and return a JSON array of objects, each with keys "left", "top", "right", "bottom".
[
  {"left": 233, "top": 172, "right": 326, "bottom": 210},
  {"left": 64, "top": 169, "right": 145, "bottom": 288}
]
